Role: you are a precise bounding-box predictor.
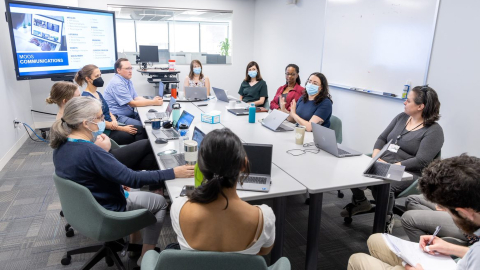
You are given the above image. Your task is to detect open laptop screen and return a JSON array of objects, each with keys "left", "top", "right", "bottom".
[
  {"left": 165, "top": 97, "right": 176, "bottom": 115},
  {"left": 175, "top": 110, "right": 194, "bottom": 131},
  {"left": 192, "top": 127, "right": 205, "bottom": 147},
  {"left": 243, "top": 143, "right": 272, "bottom": 175}
]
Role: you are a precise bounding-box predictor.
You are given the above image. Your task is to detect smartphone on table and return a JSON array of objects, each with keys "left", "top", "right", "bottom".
[{"left": 180, "top": 185, "right": 195, "bottom": 197}]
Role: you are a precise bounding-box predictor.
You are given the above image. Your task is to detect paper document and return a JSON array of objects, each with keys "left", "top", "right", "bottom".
[{"left": 382, "top": 234, "right": 457, "bottom": 270}]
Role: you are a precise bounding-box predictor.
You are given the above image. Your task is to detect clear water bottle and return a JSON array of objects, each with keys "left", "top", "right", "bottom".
[{"left": 248, "top": 103, "right": 256, "bottom": 123}]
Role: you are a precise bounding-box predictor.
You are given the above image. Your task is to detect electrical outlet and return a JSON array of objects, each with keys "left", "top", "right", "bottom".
[{"left": 13, "top": 118, "right": 20, "bottom": 129}]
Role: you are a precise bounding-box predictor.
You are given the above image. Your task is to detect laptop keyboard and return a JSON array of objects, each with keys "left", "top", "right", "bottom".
[
  {"left": 159, "top": 154, "right": 185, "bottom": 168},
  {"left": 244, "top": 176, "right": 268, "bottom": 184},
  {"left": 367, "top": 162, "right": 390, "bottom": 177},
  {"left": 277, "top": 124, "right": 290, "bottom": 131},
  {"left": 162, "top": 129, "right": 179, "bottom": 138},
  {"left": 338, "top": 148, "right": 352, "bottom": 156}
]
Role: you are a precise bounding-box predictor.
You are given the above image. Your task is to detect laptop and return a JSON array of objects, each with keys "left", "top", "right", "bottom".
[
  {"left": 151, "top": 110, "right": 194, "bottom": 140},
  {"left": 144, "top": 82, "right": 164, "bottom": 99},
  {"left": 212, "top": 87, "right": 237, "bottom": 102},
  {"left": 177, "top": 87, "right": 208, "bottom": 102},
  {"left": 228, "top": 107, "right": 265, "bottom": 116},
  {"left": 237, "top": 143, "right": 272, "bottom": 192},
  {"left": 261, "top": 110, "right": 294, "bottom": 132},
  {"left": 363, "top": 140, "right": 405, "bottom": 181},
  {"left": 159, "top": 127, "right": 205, "bottom": 168},
  {"left": 312, "top": 122, "right": 362, "bottom": 157},
  {"left": 31, "top": 14, "right": 63, "bottom": 51},
  {"left": 146, "top": 96, "right": 176, "bottom": 120}
]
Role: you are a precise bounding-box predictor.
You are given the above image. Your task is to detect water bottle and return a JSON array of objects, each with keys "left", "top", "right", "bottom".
[
  {"left": 172, "top": 103, "right": 181, "bottom": 126},
  {"left": 248, "top": 103, "right": 256, "bottom": 123}
]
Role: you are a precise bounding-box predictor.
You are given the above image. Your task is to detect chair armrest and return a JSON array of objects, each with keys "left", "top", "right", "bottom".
[
  {"left": 268, "top": 257, "right": 291, "bottom": 270},
  {"left": 141, "top": 250, "right": 160, "bottom": 270}
]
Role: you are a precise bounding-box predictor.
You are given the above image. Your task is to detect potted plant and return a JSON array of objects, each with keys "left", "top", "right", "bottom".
[{"left": 219, "top": 38, "right": 231, "bottom": 64}]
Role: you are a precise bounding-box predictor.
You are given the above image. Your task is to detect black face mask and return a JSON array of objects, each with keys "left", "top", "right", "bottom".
[{"left": 92, "top": 77, "right": 104, "bottom": 87}]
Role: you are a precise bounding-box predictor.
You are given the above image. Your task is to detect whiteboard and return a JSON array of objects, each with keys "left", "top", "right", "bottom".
[{"left": 321, "top": 0, "right": 440, "bottom": 99}]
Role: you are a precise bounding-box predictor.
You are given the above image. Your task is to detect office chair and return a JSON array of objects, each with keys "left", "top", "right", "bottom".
[
  {"left": 141, "top": 249, "right": 291, "bottom": 270},
  {"left": 54, "top": 173, "right": 156, "bottom": 269}
]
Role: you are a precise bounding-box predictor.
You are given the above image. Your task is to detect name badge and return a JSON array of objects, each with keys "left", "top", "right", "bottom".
[{"left": 388, "top": 144, "right": 400, "bottom": 153}]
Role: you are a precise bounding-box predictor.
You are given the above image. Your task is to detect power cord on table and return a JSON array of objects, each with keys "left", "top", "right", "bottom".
[{"left": 286, "top": 142, "right": 320, "bottom": 156}]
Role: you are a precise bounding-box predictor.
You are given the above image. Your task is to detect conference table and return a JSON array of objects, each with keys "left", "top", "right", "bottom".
[
  {"left": 137, "top": 97, "right": 412, "bottom": 270},
  {"left": 137, "top": 102, "right": 307, "bottom": 265}
]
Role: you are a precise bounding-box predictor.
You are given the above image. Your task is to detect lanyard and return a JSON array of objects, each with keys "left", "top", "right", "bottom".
[
  {"left": 67, "top": 138, "right": 93, "bottom": 144},
  {"left": 395, "top": 118, "right": 422, "bottom": 144}
]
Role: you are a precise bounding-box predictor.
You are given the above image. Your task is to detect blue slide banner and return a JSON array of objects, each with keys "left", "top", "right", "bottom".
[{"left": 17, "top": 52, "right": 69, "bottom": 68}]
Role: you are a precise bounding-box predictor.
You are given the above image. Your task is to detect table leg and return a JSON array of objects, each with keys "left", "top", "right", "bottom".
[
  {"left": 271, "top": 196, "right": 287, "bottom": 264},
  {"left": 372, "top": 183, "right": 391, "bottom": 233},
  {"left": 306, "top": 193, "right": 323, "bottom": 270}
]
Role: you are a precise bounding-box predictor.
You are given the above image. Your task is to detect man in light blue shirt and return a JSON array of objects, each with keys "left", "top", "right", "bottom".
[{"left": 104, "top": 58, "right": 163, "bottom": 126}]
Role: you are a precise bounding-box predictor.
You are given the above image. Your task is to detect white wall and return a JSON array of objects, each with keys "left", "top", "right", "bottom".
[
  {"left": 254, "top": 0, "right": 480, "bottom": 158},
  {"left": 0, "top": 2, "right": 34, "bottom": 170},
  {"left": 32, "top": 0, "right": 256, "bottom": 126}
]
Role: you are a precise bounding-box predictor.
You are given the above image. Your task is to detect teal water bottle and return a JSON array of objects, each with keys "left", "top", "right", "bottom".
[
  {"left": 248, "top": 103, "right": 256, "bottom": 123},
  {"left": 172, "top": 103, "right": 181, "bottom": 126}
]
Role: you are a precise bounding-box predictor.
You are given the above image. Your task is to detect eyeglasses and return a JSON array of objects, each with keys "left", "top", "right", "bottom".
[
  {"left": 285, "top": 73, "right": 297, "bottom": 77},
  {"left": 93, "top": 115, "right": 105, "bottom": 121}
]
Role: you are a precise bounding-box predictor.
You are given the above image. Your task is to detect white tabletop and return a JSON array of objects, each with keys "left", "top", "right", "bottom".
[
  {"left": 192, "top": 98, "right": 413, "bottom": 194},
  {"left": 137, "top": 103, "right": 307, "bottom": 202}
]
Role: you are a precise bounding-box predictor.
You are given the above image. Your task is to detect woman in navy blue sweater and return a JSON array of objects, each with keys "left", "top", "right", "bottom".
[{"left": 50, "top": 96, "right": 194, "bottom": 265}]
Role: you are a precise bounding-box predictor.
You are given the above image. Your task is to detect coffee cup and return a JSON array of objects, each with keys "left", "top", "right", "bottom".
[
  {"left": 295, "top": 126, "right": 306, "bottom": 145},
  {"left": 152, "top": 118, "right": 161, "bottom": 130},
  {"left": 228, "top": 100, "right": 236, "bottom": 108}
]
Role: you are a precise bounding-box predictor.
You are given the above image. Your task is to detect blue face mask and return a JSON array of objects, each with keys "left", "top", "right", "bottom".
[
  {"left": 248, "top": 70, "right": 258, "bottom": 78},
  {"left": 193, "top": 67, "right": 201, "bottom": 74},
  {"left": 306, "top": 83, "right": 320, "bottom": 96},
  {"left": 88, "top": 120, "right": 106, "bottom": 141}
]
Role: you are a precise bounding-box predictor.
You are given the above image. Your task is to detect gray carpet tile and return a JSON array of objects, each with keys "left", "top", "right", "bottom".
[{"left": 0, "top": 137, "right": 409, "bottom": 270}]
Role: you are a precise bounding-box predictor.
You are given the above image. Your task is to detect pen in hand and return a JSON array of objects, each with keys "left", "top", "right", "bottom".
[{"left": 427, "top": 225, "right": 442, "bottom": 246}]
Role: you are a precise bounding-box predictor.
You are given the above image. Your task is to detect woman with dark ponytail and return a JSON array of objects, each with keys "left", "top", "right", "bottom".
[
  {"left": 270, "top": 64, "right": 305, "bottom": 112},
  {"left": 170, "top": 128, "right": 276, "bottom": 255},
  {"left": 342, "top": 85, "right": 444, "bottom": 232}
]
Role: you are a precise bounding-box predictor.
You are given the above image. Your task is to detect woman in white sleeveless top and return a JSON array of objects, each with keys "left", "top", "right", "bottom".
[
  {"left": 183, "top": 60, "right": 211, "bottom": 96},
  {"left": 170, "top": 128, "right": 276, "bottom": 255}
]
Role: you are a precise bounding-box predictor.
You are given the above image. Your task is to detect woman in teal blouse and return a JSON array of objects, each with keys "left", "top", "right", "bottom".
[{"left": 238, "top": 61, "right": 268, "bottom": 107}]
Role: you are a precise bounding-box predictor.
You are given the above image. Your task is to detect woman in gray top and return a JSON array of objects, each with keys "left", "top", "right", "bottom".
[{"left": 341, "top": 85, "right": 444, "bottom": 229}]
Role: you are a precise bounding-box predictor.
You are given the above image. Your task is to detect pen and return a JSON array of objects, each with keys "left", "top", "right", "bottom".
[{"left": 427, "top": 225, "right": 442, "bottom": 245}]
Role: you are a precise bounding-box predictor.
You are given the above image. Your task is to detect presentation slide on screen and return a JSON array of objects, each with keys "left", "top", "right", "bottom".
[{"left": 9, "top": 3, "right": 116, "bottom": 76}]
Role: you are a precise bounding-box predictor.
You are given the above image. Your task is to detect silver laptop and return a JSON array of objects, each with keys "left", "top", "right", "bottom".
[
  {"left": 312, "top": 122, "right": 362, "bottom": 157},
  {"left": 212, "top": 87, "right": 237, "bottom": 102},
  {"left": 152, "top": 110, "right": 194, "bottom": 140},
  {"left": 363, "top": 140, "right": 405, "bottom": 181},
  {"left": 159, "top": 127, "right": 205, "bottom": 168},
  {"left": 261, "top": 110, "right": 294, "bottom": 132},
  {"left": 177, "top": 87, "right": 208, "bottom": 102},
  {"left": 237, "top": 143, "right": 272, "bottom": 192},
  {"left": 146, "top": 97, "right": 176, "bottom": 120}
]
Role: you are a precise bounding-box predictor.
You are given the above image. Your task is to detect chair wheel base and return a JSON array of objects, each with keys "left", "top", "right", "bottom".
[
  {"left": 344, "top": 217, "right": 353, "bottom": 224},
  {"left": 59, "top": 210, "right": 64, "bottom": 217},
  {"left": 65, "top": 224, "right": 71, "bottom": 231},
  {"left": 61, "top": 255, "right": 72, "bottom": 265},
  {"left": 66, "top": 228, "right": 74, "bottom": 237},
  {"left": 304, "top": 198, "right": 310, "bottom": 205}
]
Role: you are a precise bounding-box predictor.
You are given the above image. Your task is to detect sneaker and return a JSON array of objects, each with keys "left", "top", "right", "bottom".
[
  {"left": 340, "top": 197, "right": 372, "bottom": 217},
  {"left": 385, "top": 215, "right": 395, "bottom": 234}
]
